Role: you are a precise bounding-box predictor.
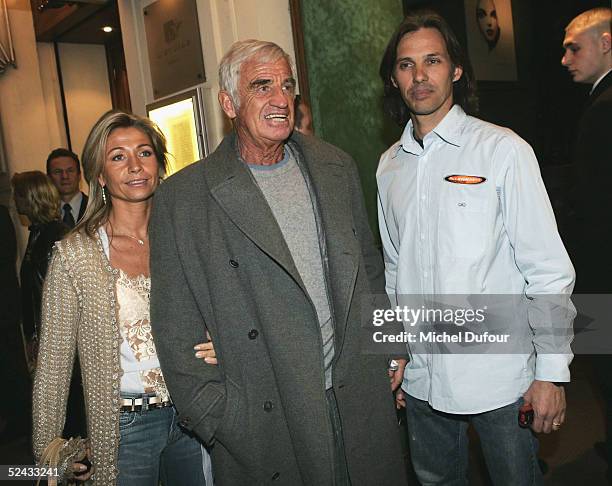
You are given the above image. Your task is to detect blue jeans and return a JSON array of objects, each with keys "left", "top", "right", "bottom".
[
  {"left": 117, "top": 396, "right": 212, "bottom": 486},
  {"left": 404, "top": 394, "right": 542, "bottom": 486}
]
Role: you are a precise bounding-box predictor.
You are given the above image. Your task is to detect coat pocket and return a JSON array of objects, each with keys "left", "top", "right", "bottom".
[{"left": 215, "top": 376, "right": 243, "bottom": 446}]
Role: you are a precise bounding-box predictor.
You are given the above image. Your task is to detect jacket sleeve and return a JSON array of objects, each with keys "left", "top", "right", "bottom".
[
  {"left": 149, "top": 190, "right": 227, "bottom": 445},
  {"left": 497, "top": 136, "right": 576, "bottom": 382},
  {"left": 32, "top": 247, "right": 79, "bottom": 460}
]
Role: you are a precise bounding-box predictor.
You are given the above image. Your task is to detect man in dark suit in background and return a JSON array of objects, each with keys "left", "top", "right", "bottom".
[
  {"left": 46, "top": 148, "right": 88, "bottom": 228},
  {"left": 562, "top": 7, "right": 612, "bottom": 291},
  {"left": 562, "top": 7, "right": 612, "bottom": 480}
]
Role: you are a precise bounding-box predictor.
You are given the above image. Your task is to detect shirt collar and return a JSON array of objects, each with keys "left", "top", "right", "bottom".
[
  {"left": 67, "top": 191, "right": 82, "bottom": 207},
  {"left": 394, "top": 104, "right": 466, "bottom": 157},
  {"left": 591, "top": 68, "right": 612, "bottom": 94}
]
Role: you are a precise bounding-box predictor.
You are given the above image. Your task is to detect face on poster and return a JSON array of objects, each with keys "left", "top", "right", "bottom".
[{"left": 465, "top": 0, "right": 517, "bottom": 81}]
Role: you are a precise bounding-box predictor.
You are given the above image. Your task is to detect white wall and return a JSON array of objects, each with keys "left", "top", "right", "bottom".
[
  {"left": 0, "top": 2, "right": 64, "bottom": 174},
  {"left": 0, "top": 0, "right": 66, "bottom": 251},
  {"left": 119, "top": 0, "right": 296, "bottom": 152},
  {"left": 57, "top": 43, "right": 113, "bottom": 157},
  {"left": 37, "top": 43, "right": 67, "bottom": 151},
  {"left": 0, "top": 3, "right": 111, "bottom": 255}
]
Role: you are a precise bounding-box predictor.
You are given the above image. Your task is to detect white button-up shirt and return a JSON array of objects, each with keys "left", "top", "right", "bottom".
[{"left": 377, "top": 105, "right": 575, "bottom": 414}]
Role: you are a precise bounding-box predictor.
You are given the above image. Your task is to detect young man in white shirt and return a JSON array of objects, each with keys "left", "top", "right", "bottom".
[{"left": 377, "top": 11, "right": 575, "bottom": 484}]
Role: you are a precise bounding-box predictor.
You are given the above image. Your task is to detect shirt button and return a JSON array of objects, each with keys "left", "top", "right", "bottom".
[
  {"left": 229, "top": 259, "right": 239, "bottom": 268},
  {"left": 423, "top": 272, "right": 428, "bottom": 278},
  {"left": 421, "top": 195, "right": 426, "bottom": 201},
  {"left": 248, "top": 329, "right": 259, "bottom": 340},
  {"left": 263, "top": 400, "right": 274, "bottom": 412},
  {"left": 420, "top": 234, "right": 425, "bottom": 240}
]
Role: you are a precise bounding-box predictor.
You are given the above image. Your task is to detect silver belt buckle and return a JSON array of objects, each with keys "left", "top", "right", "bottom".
[{"left": 121, "top": 395, "right": 170, "bottom": 411}]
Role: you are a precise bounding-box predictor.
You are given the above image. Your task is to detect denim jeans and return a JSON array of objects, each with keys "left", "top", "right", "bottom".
[
  {"left": 404, "top": 394, "right": 542, "bottom": 486},
  {"left": 117, "top": 395, "right": 212, "bottom": 486}
]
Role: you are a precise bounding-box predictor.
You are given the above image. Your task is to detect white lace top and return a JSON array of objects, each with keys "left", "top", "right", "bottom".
[{"left": 99, "top": 227, "right": 169, "bottom": 400}]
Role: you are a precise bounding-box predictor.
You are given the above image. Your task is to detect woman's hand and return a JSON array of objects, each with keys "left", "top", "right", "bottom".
[
  {"left": 194, "top": 332, "right": 217, "bottom": 365},
  {"left": 72, "top": 460, "right": 93, "bottom": 481},
  {"left": 72, "top": 443, "right": 93, "bottom": 481}
]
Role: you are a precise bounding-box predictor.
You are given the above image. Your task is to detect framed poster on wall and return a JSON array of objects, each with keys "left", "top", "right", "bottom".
[{"left": 464, "top": 0, "right": 517, "bottom": 81}]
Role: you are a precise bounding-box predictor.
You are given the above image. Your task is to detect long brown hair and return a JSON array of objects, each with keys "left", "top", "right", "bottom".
[{"left": 75, "top": 110, "right": 168, "bottom": 238}]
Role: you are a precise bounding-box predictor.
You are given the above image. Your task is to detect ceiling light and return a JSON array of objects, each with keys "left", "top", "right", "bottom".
[{"left": 102, "top": 26, "right": 113, "bottom": 33}]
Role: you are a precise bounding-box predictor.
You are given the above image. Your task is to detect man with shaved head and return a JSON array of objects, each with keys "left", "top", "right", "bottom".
[
  {"left": 562, "top": 7, "right": 611, "bottom": 86},
  {"left": 562, "top": 6, "right": 612, "bottom": 291},
  {"left": 562, "top": 7, "right": 612, "bottom": 478}
]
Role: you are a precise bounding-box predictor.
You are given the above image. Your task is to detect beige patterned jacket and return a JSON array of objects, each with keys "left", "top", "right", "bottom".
[{"left": 33, "top": 231, "right": 122, "bottom": 485}]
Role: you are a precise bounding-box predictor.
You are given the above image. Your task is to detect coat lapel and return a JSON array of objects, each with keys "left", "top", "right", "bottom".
[{"left": 204, "top": 136, "right": 306, "bottom": 291}]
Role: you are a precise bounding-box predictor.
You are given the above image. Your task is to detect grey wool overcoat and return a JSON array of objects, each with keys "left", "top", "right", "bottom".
[{"left": 149, "top": 131, "right": 408, "bottom": 485}]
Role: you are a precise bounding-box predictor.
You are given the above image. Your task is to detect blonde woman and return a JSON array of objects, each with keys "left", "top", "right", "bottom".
[
  {"left": 33, "top": 110, "right": 213, "bottom": 485},
  {"left": 12, "top": 171, "right": 68, "bottom": 369}
]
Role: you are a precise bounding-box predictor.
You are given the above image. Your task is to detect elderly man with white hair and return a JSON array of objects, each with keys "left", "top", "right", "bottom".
[{"left": 149, "top": 40, "right": 408, "bottom": 485}]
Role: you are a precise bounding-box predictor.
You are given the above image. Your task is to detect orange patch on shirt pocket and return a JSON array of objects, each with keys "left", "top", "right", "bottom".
[{"left": 444, "top": 175, "right": 487, "bottom": 185}]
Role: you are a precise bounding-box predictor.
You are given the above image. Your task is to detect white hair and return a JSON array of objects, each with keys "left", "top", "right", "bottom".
[{"left": 218, "top": 39, "right": 295, "bottom": 111}]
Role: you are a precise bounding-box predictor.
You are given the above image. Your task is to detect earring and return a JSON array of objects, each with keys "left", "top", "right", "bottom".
[{"left": 101, "top": 185, "right": 107, "bottom": 205}]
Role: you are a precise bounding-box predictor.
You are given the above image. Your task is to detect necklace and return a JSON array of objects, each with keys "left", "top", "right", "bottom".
[
  {"left": 106, "top": 223, "right": 147, "bottom": 246},
  {"left": 112, "top": 233, "right": 146, "bottom": 245}
]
